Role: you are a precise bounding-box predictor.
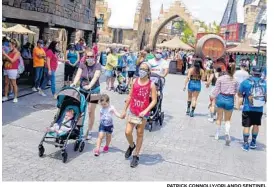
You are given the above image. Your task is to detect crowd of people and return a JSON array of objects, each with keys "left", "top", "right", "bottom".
[{"left": 2, "top": 36, "right": 267, "bottom": 167}]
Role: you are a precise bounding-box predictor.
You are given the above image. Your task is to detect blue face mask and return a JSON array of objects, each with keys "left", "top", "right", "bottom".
[
  {"left": 155, "top": 53, "right": 162, "bottom": 59},
  {"left": 4, "top": 42, "right": 9, "bottom": 47}
]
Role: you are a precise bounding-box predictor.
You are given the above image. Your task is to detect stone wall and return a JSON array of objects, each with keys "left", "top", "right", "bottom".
[{"left": 2, "top": 0, "right": 96, "bottom": 31}]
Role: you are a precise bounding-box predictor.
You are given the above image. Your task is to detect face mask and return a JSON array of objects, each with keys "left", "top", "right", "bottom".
[
  {"left": 139, "top": 69, "right": 148, "bottom": 78},
  {"left": 4, "top": 42, "right": 9, "bottom": 47},
  {"left": 86, "top": 58, "right": 95, "bottom": 66},
  {"left": 40, "top": 44, "right": 44, "bottom": 48},
  {"left": 155, "top": 54, "right": 162, "bottom": 59}
]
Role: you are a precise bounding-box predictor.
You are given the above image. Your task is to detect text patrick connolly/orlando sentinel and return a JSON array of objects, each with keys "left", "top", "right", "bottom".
[{"left": 167, "top": 184, "right": 266, "bottom": 187}]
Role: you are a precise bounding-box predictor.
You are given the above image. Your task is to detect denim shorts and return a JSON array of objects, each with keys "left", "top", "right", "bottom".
[
  {"left": 188, "top": 80, "right": 201, "bottom": 92},
  {"left": 105, "top": 70, "right": 114, "bottom": 78},
  {"left": 216, "top": 94, "right": 234, "bottom": 111},
  {"left": 99, "top": 124, "right": 114, "bottom": 134}
]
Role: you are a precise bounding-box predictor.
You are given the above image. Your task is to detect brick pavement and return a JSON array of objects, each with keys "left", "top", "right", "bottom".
[{"left": 2, "top": 72, "right": 266, "bottom": 181}]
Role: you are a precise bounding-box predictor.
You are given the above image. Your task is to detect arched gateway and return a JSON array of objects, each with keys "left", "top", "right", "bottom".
[{"left": 149, "top": 0, "right": 199, "bottom": 49}]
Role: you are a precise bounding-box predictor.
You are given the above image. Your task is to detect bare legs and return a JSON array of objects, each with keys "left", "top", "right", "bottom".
[
  {"left": 86, "top": 103, "right": 96, "bottom": 137},
  {"left": 125, "top": 119, "right": 146, "bottom": 156}
]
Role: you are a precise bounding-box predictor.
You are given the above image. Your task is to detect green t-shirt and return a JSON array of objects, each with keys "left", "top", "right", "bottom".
[{"left": 145, "top": 53, "right": 155, "bottom": 61}]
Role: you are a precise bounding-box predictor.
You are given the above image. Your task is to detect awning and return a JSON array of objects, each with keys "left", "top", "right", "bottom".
[
  {"left": 156, "top": 36, "right": 193, "bottom": 51},
  {"left": 3, "top": 24, "right": 36, "bottom": 35},
  {"left": 226, "top": 40, "right": 265, "bottom": 55}
]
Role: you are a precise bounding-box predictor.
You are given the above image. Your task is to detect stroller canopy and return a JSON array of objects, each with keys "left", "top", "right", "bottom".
[{"left": 57, "top": 87, "right": 87, "bottom": 113}]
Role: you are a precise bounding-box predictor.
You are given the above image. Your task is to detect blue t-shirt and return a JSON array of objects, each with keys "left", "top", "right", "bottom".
[
  {"left": 126, "top": 55, "right": 137, "bottom": 71},
  {"left": 117, "top": 55, "right": 127, "bottom": 68},
  {"left": 100, "top": 52, "right": 107, "bottom": 66},
  {"left": 239, "top": 77, "right": 267, "bottom": 112},
  {"left": 67, "top": 50, "right": 78, "bottom": 65}
]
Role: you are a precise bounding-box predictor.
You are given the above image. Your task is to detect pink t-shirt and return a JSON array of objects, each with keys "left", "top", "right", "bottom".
[{"left": 46, "top": 49, "right": 58, "bottom": 71}]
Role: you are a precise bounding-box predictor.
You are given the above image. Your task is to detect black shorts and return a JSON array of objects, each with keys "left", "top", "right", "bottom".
[
  {"left": 128, "top": 71, "right": 135, "bottom": 78},
  {"left": 64, "top": 65, "right": 77, "bottom": 81},
  {"left": 242, "top": 111, "right": 263, "bottom": 127}
]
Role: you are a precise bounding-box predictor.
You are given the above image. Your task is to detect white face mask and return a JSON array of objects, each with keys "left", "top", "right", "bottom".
[
  {"left": 86, "top": 58, "right": 95, "bottom": 66},
  {"left": 139, "top": 69, "right": 148, "bottom": 78}
]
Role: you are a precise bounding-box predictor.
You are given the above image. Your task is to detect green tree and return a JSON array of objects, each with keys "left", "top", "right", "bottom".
[
  {"left": 212, "top": 21, "right": 221, "bottom": 33},
  {"left": 181, "top": 23, "right": 195, "bottom": 45}
]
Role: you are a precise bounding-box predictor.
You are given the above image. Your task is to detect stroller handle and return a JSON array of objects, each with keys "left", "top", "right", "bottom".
[{"left": 150, "top": 73, "right": 166, "bottom": 84}]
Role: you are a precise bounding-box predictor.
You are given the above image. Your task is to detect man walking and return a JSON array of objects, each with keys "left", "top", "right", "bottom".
[{"left": 238, "top": 67, "right": 266, "bottom": 151}]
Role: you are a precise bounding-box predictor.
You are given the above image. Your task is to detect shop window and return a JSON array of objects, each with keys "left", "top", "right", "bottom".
[{"left": 113, "top": 29, "right": 117, "bottom": 43}]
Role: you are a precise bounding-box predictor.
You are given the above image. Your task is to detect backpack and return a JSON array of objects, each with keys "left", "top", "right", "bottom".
[{"left": 247, "top": 78, "right": 266, "bottom": 107}]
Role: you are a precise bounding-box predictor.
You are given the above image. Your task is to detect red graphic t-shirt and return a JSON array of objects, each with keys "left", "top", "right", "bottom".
[
  {"left": 129, "top": 78, "right": 151, "bottom": 116},
  {"left": 46, "top": 49, "right": 58, "bottom": 71}
]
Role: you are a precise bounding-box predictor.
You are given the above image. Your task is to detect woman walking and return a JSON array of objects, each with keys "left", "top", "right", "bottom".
[
  {"left": 206, "top": 66, "right": 222, "bottom": 122},
  {"left": 105, "top": 47, "right": 117, "bottom": 90},
  {"left": 40, "top": 41, "right": 68, "bottom": 97},
  {"left": 2, "top": 39, "right": 20, "bottom": 102},
  {"left": 210, "top": 63, "right": 238, "bottom": 145},
  {"left": 121, "top": 62, "right": 157, "bottom": 168},
  {"left": 71, "top": 50, "right": 101, "bottom": 140},
  {"left": 64, "top": 44, "right": 80, "bottom": 86},
  {"left": 183, "top": 59, "right": 205, "bottom": 117}
]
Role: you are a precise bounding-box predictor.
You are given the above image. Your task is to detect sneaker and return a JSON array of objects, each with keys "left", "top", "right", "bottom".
[
  {"left": 250, "top": 141, "right": 257, "bottom": 149},
  {"left": 214, "top": 132, "right": 219, "bottom": 140},
  {"left": 94, "top": 149, "right": 100, "bottom": 156},
  {"left": 2, "top": 97, "right": 8, "bottom": 102},
  {"left": 32, "top": 87, "right": 38, "bottom": 92},
  {"left": 125, "top": 143, "right": 136, "bottom": 159},
  {"left": 189, "top": 111, "right": 194, "bottom": 117},
  {"left": 208, "top": 118, "right": 214, "bottom": 123},
  {"left": 213, "top": 115, "right": 217, "bottom": 120},
  {"left": 53, "top": 94, "right": 58, "bottom": 100},
  {"left": 39, "top": 90, "right": 47, "bottom": 97},
  {"left": 86, "top": 132, "right": 92, "bottom": 140},
  {"left": 242, "top": 143, "right": 249, "bottom": 152},
  {"left": 130, "top": 155, "right": 139, "bottom": 168},
  {"left": 103, "top": 146, "right": 109, "bottom": 153},
  {"left": 225, "top": 134, "right": 231, "bottom": 146},
  {"left": 186, "top": 108, "right": 190, "bottom": 115},
  {"left": 13, "top": 98, "right": 18, "bottom": 103}
]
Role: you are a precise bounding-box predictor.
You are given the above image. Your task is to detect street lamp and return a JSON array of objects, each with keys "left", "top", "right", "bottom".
[{"left": 257, "top": 22, "right": 266, "bottom": 64}]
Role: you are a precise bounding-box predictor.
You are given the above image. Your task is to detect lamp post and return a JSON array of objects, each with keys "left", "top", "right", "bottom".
[{"left": 257, "top": 23, "right": 266, "bottom": 66}]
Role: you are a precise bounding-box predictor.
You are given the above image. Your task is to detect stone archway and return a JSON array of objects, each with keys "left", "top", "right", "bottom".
[{"left": 149, "top": 0, "right": 199, "bottom": 49}]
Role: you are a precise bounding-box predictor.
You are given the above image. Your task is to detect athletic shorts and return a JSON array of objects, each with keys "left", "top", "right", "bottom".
[
  {"left": 128, "top": 71, "right": 135, "bottom": 78},
  {"left": 4, "top": 69, "right": 18, "bottom": 80},
  {"left": 242, "top": 111, "right": 263, "bottom": 127},
  {"left": 80, "top": 86, "right": 100, "bottom": 104},
  {"left": 105, "top": 70, "right": 114, "bottom": 78},
  {"left": 188, "top": 80, "right": 201, "bottom": 92},
  {"left": 216, "top": 94, "right": 234, "bottom": 111},
  {"left": 99, "top": 124, "right": 114, "bottom": 134}
]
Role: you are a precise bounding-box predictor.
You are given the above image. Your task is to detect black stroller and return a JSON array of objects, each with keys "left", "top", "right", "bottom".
[
  {"left": 146, "top": 73, "right": 165, "bottom": 132},
  {"left": 38, "top": 87, "right": 87, "bottom": 163},
  {"left": 114, "top": 67, "right": 129, "bottom": 94}
]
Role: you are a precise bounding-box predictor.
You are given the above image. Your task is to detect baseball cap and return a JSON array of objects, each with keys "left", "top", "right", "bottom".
[
  {"left": 37, "top": 40, "right": 44, "bottom": 44},
  {"left": 251, "top": 67, "right": 262, "bottom": 75}
]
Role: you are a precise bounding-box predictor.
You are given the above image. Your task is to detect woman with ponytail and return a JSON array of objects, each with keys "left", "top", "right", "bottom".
[
  {"left": 183, "top": 58, "right": 205, "bottom": 117},
  {"left": 210, "top": 63, "right": 238, "bottom": 146}
]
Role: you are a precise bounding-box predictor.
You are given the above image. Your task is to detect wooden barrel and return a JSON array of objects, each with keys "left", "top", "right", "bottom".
[{"left": 195, "top": 34, "right": 226, "bottom": 61}]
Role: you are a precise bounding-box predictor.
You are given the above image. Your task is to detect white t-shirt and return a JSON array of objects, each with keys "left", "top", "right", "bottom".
[
  {"left": 147, "top": 58, "right": 169, "bottom": 76},
  {"left": 205, "top": 60, "right": 213, "bottom": 70},
  {"left": 234, "top": 69, "right": 250, "bottom": 85}
]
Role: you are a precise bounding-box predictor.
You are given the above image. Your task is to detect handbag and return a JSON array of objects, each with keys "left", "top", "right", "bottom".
[{"left": 128, "top": 113, "right": 143, "bottom": 125}]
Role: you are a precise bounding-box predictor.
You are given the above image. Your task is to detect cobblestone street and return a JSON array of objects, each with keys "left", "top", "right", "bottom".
[{"left": 2, "top": 68, "right": 266, "bottom": 181}]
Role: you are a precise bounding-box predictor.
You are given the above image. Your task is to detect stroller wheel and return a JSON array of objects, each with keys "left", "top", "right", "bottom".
[
  {"left": 61, "top": 151, "right": 68, "bottom": 163},
  {"left": 79, "top": 141, "right": 85, "bottom": 152},
  {"left": 148, "top": 122, "right": 153, "bottom": 132},
  {"left": 159, "top": 112, "right": 164, "bottom": 126},
  {"left": 38, "top": 145, "right": 45, "bottom": 157},
  {"left": 74, "top": 140, "right": 80, "bottom": 152}
]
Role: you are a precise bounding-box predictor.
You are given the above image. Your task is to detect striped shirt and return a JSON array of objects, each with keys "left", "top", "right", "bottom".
[{"left": 211, "top": 75, "right": 238, "bottom": 98}]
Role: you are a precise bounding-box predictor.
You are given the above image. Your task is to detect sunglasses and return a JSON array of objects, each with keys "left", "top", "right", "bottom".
[
  {"left": 86, "top": 56, "right": 94, "bottom": 58},
  {"left": 140, "top": 68, "right": 149, "bottom": 72}
]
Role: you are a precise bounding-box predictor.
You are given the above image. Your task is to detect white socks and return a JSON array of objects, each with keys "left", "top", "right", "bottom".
[{"left": 225, "top": 121, "right": 231, "bottom": 135}]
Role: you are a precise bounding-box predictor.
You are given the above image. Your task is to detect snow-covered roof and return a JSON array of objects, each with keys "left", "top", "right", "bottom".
[
  {"left": 220, "top": 0, "right": 245, "bottom": 26},
  {"left": 237, "top": 0, "right": 245, "bottom": 23},
  {"left": 106, "top": 0, "right": 139, "bottom": 29}
]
